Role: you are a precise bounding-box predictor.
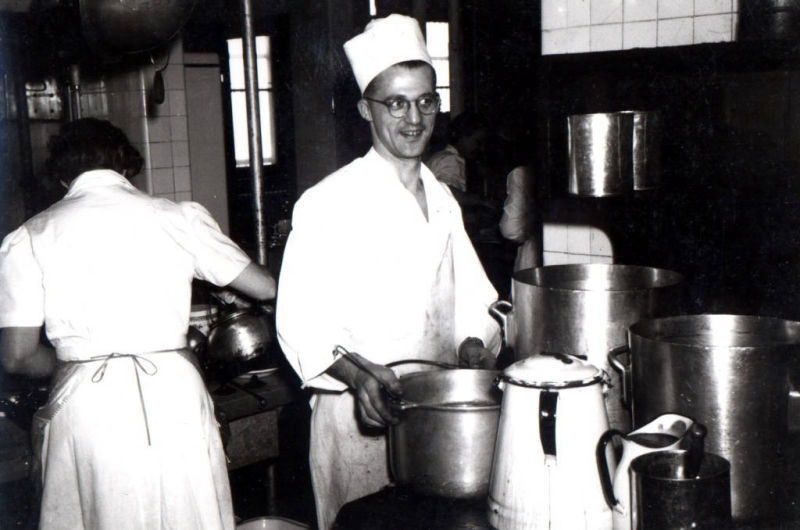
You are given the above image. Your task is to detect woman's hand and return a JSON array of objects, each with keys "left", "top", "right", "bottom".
[{"left": 458, "top": 337, "right": 496, "bottom": 369}]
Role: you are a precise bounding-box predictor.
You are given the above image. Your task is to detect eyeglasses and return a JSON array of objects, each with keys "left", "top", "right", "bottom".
[{"left": 362, "top": 93, "right": 441, "bottom": 118}]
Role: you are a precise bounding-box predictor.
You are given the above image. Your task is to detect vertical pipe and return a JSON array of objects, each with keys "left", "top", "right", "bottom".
[
  {"left": 240, "top": 0, "right": 268, "bottom": 266},
  {"left": 448, "top": 0, "right": 464, "bottom": 116},
  {"left": 68, "top": 64, "right": 82, "bottom": 121}
]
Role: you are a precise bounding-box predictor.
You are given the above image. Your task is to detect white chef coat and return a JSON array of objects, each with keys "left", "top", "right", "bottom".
[
  {"left": 276, "top": 148, "right": 500, "bottom": 529},
  {"left": 499, "top": 165, "right": 539, "bottom": 271},
  {"left": 0, "top": 169, "right": 250, "bottom": 529}
]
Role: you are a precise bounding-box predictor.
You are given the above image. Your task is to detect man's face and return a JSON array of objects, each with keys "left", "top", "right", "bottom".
[{"left": 359, "top": 64, "right": 436, "bottom": 162}]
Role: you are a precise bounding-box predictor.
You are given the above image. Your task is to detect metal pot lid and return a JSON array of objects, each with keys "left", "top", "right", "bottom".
[{"left": 501, "top": 353, "right": 603, "bottom": 388}]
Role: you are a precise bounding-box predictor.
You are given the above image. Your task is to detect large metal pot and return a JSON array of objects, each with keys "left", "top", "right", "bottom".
[
  {"left": 492, "top": 264, "right": 685, "bottom": 432},
  {"left": 616, "top": 314, "right": 800, "bottom": 524},
  {"left": 388, "top": 368, "right": 501, "bottom": 498}
]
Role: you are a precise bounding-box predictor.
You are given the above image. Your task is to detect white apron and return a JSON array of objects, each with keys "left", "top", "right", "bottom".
[{"left": 33, "top": 350, "right": 235, "bottom": 530}]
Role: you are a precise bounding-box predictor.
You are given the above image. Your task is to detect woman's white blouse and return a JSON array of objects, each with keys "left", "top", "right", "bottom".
[{"left": 0, "top": 169, "right": 251, "bottom": 361}]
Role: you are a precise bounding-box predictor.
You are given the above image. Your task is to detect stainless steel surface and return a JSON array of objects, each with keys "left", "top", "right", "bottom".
[
  {"left": 510, "top": 264, "right": 685, "bottom": 431},
  {"left": 388, "top": 368, "right": 501, "bottom": 498},
  {"left": 626, "top": 314, "right": 800, "bottom": 523},
  {"left": 79, "top": 0, "right": 196, "bottom": 53},
  {"left": 622, "top": 110, "right": 662, "bottom": 191},
  {"left": 568, "top": 112, "right": 633, "bottom": 196},
  {"left": 206, "top": 309, "right": 273, "bottom": 363},
  {"left": 240, "top": 0, "right": 268, "bottom": 266},
  {"left": 630, "top": 450, "right": 731, "bottom": 529}
]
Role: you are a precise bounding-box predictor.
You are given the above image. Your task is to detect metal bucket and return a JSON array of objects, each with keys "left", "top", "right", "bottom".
[
  {"left": 568, "top": 112, "right": 633, "bottom": 197},
  {"left": 388, "top": 368, "right": 501, "bottom": 498},
  {"left": 497, "top": 264, "right": 685, "bottom": 432},
  {"left": 623, "top": 314, "right": 800, "bottom": 523},
  {"left": 621, "top": 110, "right": 662, "bottom": 191}
]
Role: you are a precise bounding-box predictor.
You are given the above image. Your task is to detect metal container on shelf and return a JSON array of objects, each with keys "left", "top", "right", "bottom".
[
  {"left": 567, "top": 112, "right": 633, "bottom": 197},
  {"left": 621, "top": 110, "right": 662, "bottom": 191}
]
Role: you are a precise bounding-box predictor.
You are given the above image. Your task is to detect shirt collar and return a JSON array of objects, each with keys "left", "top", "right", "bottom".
[{"left": 64, "top": 169, "right": 136, "bottom": 197}]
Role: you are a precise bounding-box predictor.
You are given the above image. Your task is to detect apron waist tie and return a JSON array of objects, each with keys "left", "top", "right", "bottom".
[{"left": 70, "top": 350, "right": 176, "bottom": 446}]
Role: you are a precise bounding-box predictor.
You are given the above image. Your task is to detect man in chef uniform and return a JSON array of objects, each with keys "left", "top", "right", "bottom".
[{"left": 276, "top": 14, "right": 502, "bottom": 529}]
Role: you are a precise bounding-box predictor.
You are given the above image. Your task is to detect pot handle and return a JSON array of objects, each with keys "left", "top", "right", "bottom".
[
  {"left": 386, "top": 359, "right": 458, "bottom": 370},
  {"left": 539, "top": 391, "right": 558, "bottom": 458},
  {"left": 608, "top": 345, "right": 632, "bottom": 408},
  {"left": 488, "top": 300, "right": 513, "bottom": 348},
  {"left": 596, "top": 429, "right": 625, "bottom": 509}
]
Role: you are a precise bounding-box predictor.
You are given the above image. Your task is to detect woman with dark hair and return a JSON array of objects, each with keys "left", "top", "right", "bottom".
[{"left": 0, "top": 118, "right": 275, "bottom": 529}]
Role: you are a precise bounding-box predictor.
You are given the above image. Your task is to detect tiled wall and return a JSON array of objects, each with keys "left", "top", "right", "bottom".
[
  {"left": 543, "top": 223, "right": 614, "bottom": 265},
  {"left": 83, "top": 39, "right": 191, "bottom": 202},
  {"left": 542, "top": 0, "right": 740, "bottom": 55}
]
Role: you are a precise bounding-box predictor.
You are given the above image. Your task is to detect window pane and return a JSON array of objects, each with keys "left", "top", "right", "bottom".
[
  {"left": 256, "top": 36, "right": 272, "bottom": 88},
  {"left": 438, "top": 88, "right": 450, "bottom": 114},
  {"left": 230, "top": 91, "right": 249, "bottom": 166},
  {"left": 426, "top": 22, "right": 449, "bottom": 58},
  {"left": 259, "top": 91, "right": 276, "bottom": 164},
  {"left": 227, "top": 39, "right": 245, "bottom": 89},
  {"left": 431, "top": 58, "right": 450, "bottom": 87}
]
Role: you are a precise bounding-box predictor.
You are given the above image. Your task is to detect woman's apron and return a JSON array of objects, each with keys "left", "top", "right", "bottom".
[{"left": 32, "top": 349, "right": 235, "bottom": 530}]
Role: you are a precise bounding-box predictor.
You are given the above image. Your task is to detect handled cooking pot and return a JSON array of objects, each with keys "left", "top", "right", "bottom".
[
  {"left": 206, "top": 306, "right": 274, "bottom": 363},
  {"left": 387, "top": 361, "right": 501, "bottom": 499},
  {"left": 609, "top": 314, "right": 800, "bottom": 524}
]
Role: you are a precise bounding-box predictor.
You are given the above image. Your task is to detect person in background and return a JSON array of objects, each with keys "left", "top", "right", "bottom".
[
  {"left": 276, "top": 14, "right": 501, "bottom": 529},
  {"left": 425, "top": 111, "right": 489, "bottom": 196},
  {"left": 0, "top": 118, "right": 276, "bottom": 529},
  {"left": 497, "top": 121, "right": 541, "bottom": 271}
]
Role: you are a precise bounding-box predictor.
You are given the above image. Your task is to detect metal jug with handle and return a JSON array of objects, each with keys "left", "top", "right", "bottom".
[
  {"left": 488, "top": 353, "right": 613, "bottom": 529},
  {"left": 596, "top": 413, "right": 695, "bottom": 530}
]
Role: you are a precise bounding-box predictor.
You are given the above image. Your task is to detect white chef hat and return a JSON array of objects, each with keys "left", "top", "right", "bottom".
[{"left": 343, "top": 14, "right": 433, "bottom": 94}]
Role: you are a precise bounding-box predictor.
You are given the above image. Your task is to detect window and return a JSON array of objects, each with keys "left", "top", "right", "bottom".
[
  {"left": 227, "top": 36, "right": 276, "bottom": 167},
  {"left": 425, "top": 21, "right": 450, "bottom": 113}
]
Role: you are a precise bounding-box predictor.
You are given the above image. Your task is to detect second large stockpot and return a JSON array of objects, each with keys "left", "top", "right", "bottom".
[
  {"left": 618, "top": 314, "right": 800, "bottom": 524},
  {"left": 492, "top": 264, "right": 685, "bottom": 431}
]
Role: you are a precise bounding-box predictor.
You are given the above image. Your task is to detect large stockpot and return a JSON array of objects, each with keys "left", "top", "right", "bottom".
[
  {"left": 491, "top": 264, "right": 685, "bottom": 431},
  {"left": 615, "top": 314, "right": 800, "bottom": 524},
  {"left": 388, "top": 368, "right": 501, "bottom": 498}
]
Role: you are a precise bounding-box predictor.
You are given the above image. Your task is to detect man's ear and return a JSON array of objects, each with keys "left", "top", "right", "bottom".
[{"left": 357, "top": 99, "right": 372, "bottom": 122}]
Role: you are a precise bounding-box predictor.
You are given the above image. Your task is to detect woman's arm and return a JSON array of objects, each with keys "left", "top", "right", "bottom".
[{"left": 0, "top": 326, "right": 56, "bottom": 377}]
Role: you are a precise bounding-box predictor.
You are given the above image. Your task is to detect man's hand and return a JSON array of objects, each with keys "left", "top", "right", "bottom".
[
  {"left": 327, "top": 352, "right": 403, "bottom": 428},
  {"left": 458, "top": 337, "right": 496, "bottom": 369}
]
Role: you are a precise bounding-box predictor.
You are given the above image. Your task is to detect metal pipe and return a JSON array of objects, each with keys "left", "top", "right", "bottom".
[
  {"left": 68, "top": 64, "right": 82, "bottom": 120},
  {"left": 448, "top": 0, "right": 464, "bottom": 116},
  {"left": 240, "top": 0, "right": 268, "bottom": 265}
]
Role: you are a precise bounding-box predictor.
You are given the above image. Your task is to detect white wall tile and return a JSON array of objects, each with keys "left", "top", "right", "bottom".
[
  {"left": 590, "top": 254, "right": 614, "bottom": 264},
  {"left": 175, "top": 191, "right": 193, "bottom": 202},
  {"left": 168, "top": 90, "right": 187, "bottom": 117},
  {"left": 149, "top": 142, "right": 173, "bottom": 168},
  {"left": 568, "top": 0, "right": 591, "bottom": 27},
  {"left": 172, "top": 141, "right": 190, "bottom": 167},
  {"left": 590, "top": 227, "right": 614, "bottom": 256},
  {"left": 624, "top": 0, "right": 658, "bottom": 21},
  {"left": 567, "top": 225, "right": 592, "bottom": 253},
  {"left": 624, "top": 20, "right": 658, "bottom": 48},
  {"left": 170, "top": 116, "right": 188, "bottom": 141},
  {"left": 542, "top": 27, "right": 591, "bottom": 54},
  {"left": 659, "top": 0, "right": 693, "bottom": 19},
  {"left": 543, "top": 0, "right": 569, "bottom": 29},
  {"left": 544, "top": 223, "right": 568, "bottom": 252},
  {"left": 543, "top": 251, "right": 571, "bottom": 265},
  {"left": 592, "top": 0, "right": 624, "bottom": 24},
  {"left": 591, "top": 23, "right": 624, "bottom": 51},
  {"left": 695, "top": 0, "right": 731, "bottom": 16},
  {"left": 151, "top": 168, "right": 174, "bottom": 194},
  {"left": 147, "top": 116, "right": 171, "bottom": 142},
  {"left": 658, "top": 17, "right": 694, "bottom": 46},
  {"left": 174, "top": 166, "right": 192, "bottom": 193},
  {"left": 694, "top": 13, "right": 732, "bottom": 43}
]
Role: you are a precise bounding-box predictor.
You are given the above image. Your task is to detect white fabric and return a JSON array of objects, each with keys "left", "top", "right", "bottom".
[
  {"left": 0, "top": 169, "right": 251, "bottom": 360},
  {"left": 343, "top": 14, "right": 432, "bottom": 93},
  {"left": 499, "top": 166, "right": 539, "bottom": 271},
  {"left": 0, "top": 169, "right": 250, "bottom": 529},
  {"left": 276, "top": 148, "right": 501, "bottom": 528},
  {"left": 426, "top": 144, "right": 467, "bottom": 192}
]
